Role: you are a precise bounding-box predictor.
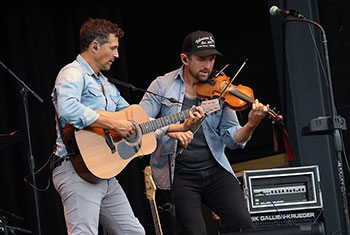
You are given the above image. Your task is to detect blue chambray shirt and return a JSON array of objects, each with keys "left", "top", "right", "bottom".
[
  {"left": 139, "top": 66, "right": 248, "bottom": 190},
  {"left": 52, "top": 55, "right": 129, "bottom": 157}
]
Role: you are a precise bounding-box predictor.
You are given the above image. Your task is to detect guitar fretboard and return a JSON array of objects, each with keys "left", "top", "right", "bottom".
[{"left": 139, "top": 108, "right": 193, "bottom": 134}]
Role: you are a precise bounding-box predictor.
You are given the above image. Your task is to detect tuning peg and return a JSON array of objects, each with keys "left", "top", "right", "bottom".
[{"left": 268, "top": 107, "right": 277, "bottom": 120}]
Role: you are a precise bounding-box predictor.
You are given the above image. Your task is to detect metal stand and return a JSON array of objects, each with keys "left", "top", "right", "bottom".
[
  {"left": 285, "top": 17, "right": 350, "bottom": 234},
  {"left": 0, "top": 60, "right": 43, "bottom": 235},
  {"left": 167, "top": 154, "right": 177, "bottom": 235},
  {"left": 0, "top": 209, "right": 32, "bottom": 234}
]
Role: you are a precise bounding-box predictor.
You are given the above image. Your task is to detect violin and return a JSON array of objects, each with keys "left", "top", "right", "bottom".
[{"left": 196, "top": 73, "right": 283, "bottom": 123}]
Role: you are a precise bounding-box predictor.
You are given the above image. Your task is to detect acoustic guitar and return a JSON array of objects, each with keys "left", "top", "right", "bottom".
[
  {"left": 144, "top": 166, "right": 163, "bottom": 235},
  {"left": 62, "top": 99, "right": 220, "bottom": 183}
]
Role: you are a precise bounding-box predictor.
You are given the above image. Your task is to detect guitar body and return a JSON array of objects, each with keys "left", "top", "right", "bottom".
[
  {"left": 64, "top": 105, "right": 157, "bottom": 183},
  {"left": 62, "top": 100, "right": 220, "bottom": 184}
]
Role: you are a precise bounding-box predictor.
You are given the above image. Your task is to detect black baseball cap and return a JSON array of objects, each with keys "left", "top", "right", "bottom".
[{"left": 182, "top": 30, "right": 222, "bottom": 57}]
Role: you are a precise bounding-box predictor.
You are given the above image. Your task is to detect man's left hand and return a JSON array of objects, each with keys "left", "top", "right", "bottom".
[
  {"left": 247, "top": 99, "right": 268, "bottom": 128},
  {"left": 183, "top": 106, "right": 204, "bottom": 131}
]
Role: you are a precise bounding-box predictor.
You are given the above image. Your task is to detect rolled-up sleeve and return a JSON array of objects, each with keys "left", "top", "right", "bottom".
[
  {"left": 139, "top": 78, "right": 163, "bottom": 118},
  {"left": 53, "top": 68, "right": 99, "bottom": 129},
  {"left": 219, "top": 106, "right": 249, "bottom": 149}
]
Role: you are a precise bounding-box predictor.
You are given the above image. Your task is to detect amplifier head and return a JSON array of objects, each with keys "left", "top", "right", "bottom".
[{"left": 243, "top": 165, "right": 323, "bottom": 214}]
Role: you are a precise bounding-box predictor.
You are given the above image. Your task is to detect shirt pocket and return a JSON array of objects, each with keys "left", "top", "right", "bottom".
[
  {"left": 82, "top": 87, "right": 105, "bottom": 108},
  {"left": 87, "top": 87, "right": 103, "bottom": 97},
  {"left": 160, "top": 99, "right": 179, "bottom": 115},
  {"left": 206, "top": 109, "right": 222, "bottom": 129}
]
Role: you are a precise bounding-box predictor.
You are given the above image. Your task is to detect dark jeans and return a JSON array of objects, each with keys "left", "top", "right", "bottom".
[{"left": 173, "top": 165, "right": 253, "bottom": 235}]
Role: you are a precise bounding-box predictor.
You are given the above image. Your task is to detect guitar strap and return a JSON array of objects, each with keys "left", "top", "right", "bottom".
[
  {"left": 48, "top": 111, "right": 63, "bottom": 170},
  {"left": 55, "top": 111, "right": 64, "bottom": 143},
  {"left": 99, "top": 80, "right": 108, "bottom": 110}
]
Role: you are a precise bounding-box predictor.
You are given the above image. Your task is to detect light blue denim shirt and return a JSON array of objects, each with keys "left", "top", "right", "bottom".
[
  {"left": 139, "top": 66, "right": 248, "bottom": 189},
  {"left": 52, "top": 55, "right": 129, "bottom": 156}
]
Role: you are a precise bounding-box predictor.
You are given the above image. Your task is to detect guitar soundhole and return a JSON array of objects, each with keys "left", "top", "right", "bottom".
[
  {"left": 117, "top": 121, "right": 143, "bottom": 160},
  {"left": 123, "top": 121, "right": 142, "bottom": 147}
]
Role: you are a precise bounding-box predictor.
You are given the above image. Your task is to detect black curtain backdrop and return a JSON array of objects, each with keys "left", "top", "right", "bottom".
[{"left": 0, "top": 1, "right": 348, "bottom": 235}]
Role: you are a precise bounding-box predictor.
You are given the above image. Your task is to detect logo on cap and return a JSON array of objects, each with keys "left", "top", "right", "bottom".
[{"left": 195, "top": 36, "right": 215, "bottom": 49}]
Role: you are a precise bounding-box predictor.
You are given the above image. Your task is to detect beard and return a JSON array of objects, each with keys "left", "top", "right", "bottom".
[{"left": 188, "top": 67, "right": 211, "bottom": 83}]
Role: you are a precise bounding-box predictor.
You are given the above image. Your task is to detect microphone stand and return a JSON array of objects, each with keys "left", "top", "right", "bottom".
[
  {"left": 285, "top": 17, "right": 350, "bottom": 234},
  {"left": 0, "top": 60, "right": 43, "bottom": 235}
]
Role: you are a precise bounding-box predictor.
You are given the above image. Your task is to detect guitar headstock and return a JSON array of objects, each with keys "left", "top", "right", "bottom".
[
  {"left": 200, "top": 98, "right": 220, "bottom": 115},
  {"left": 144, "top": 166, "right": 157, "bottom": 200}
]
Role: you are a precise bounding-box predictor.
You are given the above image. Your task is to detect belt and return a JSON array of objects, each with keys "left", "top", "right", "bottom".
[{"left": 53, "top": 155, "right": 70, "bottom": 169}]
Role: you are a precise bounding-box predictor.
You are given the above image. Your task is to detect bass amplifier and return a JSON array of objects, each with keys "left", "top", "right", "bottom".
[{"left": 243, "top": 165, "right": 323, "bottom": 214}]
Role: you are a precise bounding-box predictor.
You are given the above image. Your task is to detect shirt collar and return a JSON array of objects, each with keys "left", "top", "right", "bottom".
[
  {"left": 76, "top": 54, "right": 103, "bottom": 78},
  {"left": 175, "top": 65, "right": 185, "bottom": 81}
]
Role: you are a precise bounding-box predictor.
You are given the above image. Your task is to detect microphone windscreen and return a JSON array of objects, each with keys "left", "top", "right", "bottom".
[{"left": 269, "top": 6, "right": 279, "bottom": 16}]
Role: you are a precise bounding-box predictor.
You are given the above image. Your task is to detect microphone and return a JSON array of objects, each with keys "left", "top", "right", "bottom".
[{"left": 269, "top": 6, "right": 304, "bottom": 18}]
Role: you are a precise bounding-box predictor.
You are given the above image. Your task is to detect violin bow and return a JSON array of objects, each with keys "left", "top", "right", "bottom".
[{"left": 217, "top": 58, "right": 248, "bottom": 100}]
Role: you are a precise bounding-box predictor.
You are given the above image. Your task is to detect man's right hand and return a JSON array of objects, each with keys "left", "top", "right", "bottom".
[
  {"left": 111, "top": 119, "right": 135, "bottom": 138},
  {"left": 90, "top": 110, "right": 135, "bottom": 138}
]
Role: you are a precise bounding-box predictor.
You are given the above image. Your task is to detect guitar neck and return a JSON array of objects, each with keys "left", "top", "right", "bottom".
[
  {"left": 140, "top": 108, "right": 192, "bottom": 134},
  {"left": 149, "top": 198, "right": 163, "bottom": 235}
]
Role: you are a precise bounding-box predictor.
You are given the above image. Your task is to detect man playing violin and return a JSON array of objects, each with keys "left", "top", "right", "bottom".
[{"left": 139, "top": 30, "right": 268, "bottom": 234}]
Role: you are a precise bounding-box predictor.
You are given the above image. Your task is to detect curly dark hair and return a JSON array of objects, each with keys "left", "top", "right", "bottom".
[{"left": 79, "top": 18, "right": 124, "bottom": 53}]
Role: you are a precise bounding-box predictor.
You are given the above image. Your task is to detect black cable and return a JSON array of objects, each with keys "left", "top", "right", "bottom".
[
  {"left": 108, "top": 77, "right": 182, "bottom": 104},
  {"left": 260, "top": 192, "right": 290, "bottom": 225},
  {"left": 313, "top": 208, "right": 323, "bottom": 224},
  {"left": 302, "top": 16, "right": 329, "bottom": 87},
  {"left": 23, "top": 149, "right": 55, "bottom": 192}
]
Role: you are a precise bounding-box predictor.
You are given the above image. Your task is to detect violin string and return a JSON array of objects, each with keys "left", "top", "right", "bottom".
[
  {"left": 228, "top": 86, "right": 254, "bottom": 104},
  {"left": 229, "top": 85, "right": 281, "bottom": 121}
]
